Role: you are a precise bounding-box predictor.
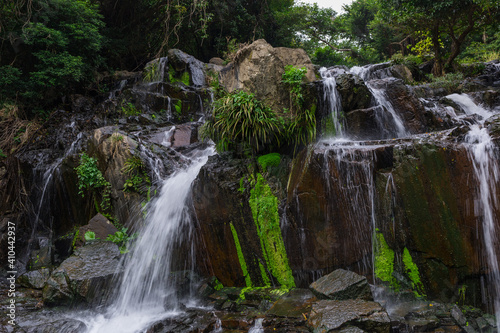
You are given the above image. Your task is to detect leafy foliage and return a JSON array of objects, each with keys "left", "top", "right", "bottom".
[
  {"left": 106, "top": 227, "right": 137, "bottom": 254},
  {"left": 281, "top": 66, "right": 307, "bottom": 115},
  {"left": 84, "top": 231, "right": 97, "bottom": 241},
  {"left": 201, "top": 90, "right": 284, "bottom": 154},
  {"left": 121, "top": 156, "right": 151, "bottom": 194}
]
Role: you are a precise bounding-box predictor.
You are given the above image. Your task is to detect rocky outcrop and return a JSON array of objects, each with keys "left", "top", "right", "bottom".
[
  {"left": 220, "top": 39, "right": 316, "bottom": 112},
  {"left": 42, "top": 241, "right": 121, "bottom": 305},
  {"left": 335, "top": 73, "right": 372, "bottom": 112},
  {"left": 307, "top": 299, "right": 391, "bottom": 332},
  {"left": 309, "top": 269, "right": 373, "bottom": 301}
]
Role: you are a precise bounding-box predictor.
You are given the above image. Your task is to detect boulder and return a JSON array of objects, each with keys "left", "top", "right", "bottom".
[
  {"left": 309, "top": 269, "right": 373, "bottom": 301},
  {"left": 42, "top": 241, "right": 121, "bottom": 305},
  {"left": 335, "top": 73, "right": 372, "bottom": 112},
  {"left": 220, "top": 39, "right": 316, "bottom": 113},
  {"left": 307, "top": 299, "right": 391, "bottom": 332},
  {"left": 344, "top": 106, "right": 387, "bottom": 140},
  {"left": 167, "top": 49, "right": 206, "bottom": 87},
  {"left": 75, "top": 213, "right": 118, "bottom": 247},
  {"left": 17, "top": 268, "right": 51, "bottom": 289}
]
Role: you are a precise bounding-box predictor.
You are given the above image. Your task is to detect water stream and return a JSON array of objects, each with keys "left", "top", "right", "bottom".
[
  {"left": 84, "top": 146, "right": 214, "bottom": 333},
  {"left": 446, "top": 93, "right": 500, "bottom": 327}
]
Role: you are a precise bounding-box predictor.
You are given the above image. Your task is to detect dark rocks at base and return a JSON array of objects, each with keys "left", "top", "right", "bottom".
[
  {"left": 42, "top": 241, "right": 121, "bottom": 305},
  {"left": 307, "top": 299, "right": 391, "bottom": 333},
  {"left": 309, "top": 269, "right": 373, "bottom": 301}
]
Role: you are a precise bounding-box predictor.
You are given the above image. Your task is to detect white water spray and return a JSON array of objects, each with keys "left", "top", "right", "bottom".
[{"left": 85, "top": 147, "right": 215, "bottom": 333}]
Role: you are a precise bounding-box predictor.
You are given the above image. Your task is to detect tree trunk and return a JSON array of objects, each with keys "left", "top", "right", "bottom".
[{"left": 431, "top": 24, "right": 444, "bottom": 76}]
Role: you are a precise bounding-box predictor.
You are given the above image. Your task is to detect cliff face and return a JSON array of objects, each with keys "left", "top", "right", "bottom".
[{"left": 1, "top": 40, "right": 500, "bottom": 316}]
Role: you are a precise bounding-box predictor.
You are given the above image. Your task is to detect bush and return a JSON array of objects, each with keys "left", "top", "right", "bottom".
[
  {"left": 75, "top": 152, "right": 112, "bottom": 214},
  {"left": 201, "top": 90, "right": 285, "bottom": 154}
]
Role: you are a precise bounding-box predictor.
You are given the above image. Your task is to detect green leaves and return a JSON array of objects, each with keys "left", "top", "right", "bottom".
[
  {"left": 84, "top": 231, "right": 97, "bottom": 241},
  {"left": 201, "top": 90, "right": 283, "bottom": 154},
  {"left": 106, "top": 227, "right": 137, "bottom": 254},
  {"left": 75, "top": 153, "right": 109, "bottom": 197}
]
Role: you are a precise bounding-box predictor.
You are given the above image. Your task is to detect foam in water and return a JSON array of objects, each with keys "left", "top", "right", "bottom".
[
  {"left": 84, "top": 147, "right": 215, "bottom": 333},
  {"left": 446, "top": 93, "right": 492, "bottom": 120}
]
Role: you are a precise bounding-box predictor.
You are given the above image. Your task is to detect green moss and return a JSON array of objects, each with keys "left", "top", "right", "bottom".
[
  {"left": 259, "top": 261, "right": 271, "bottom": 286},
  {"left": 249, "top": 173, "right": 295, "bottom": 289},
  {"left": 230, "top": 222, "right": 252, "bottom": 287},
  {"left": 71, "top": 229, "right": 80, "bottom": 249},
  {"left": 403, "top": 247, "right": 426, "bottom": 298},
  {"left": 168, "top": 64, "right": 190, "bottom": 85},
  {"left": 374, "top": 230, "right": 398, "bottom": 290},
  {"left": 257, "top": 153, "right": 281, "bottom": 172},
  {"left": 173, "top": 100, "right": 182, "bottom": 118}
]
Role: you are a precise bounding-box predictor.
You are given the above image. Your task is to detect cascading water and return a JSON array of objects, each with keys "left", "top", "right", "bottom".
[
  {"left": 447, "top": 93, "right": 500, "bottom": 327},
  {"left": 319, "top": 67, "right": 344, "bottom": 137},
  {"left": 350, "top": 65, "right": 408, "bottom": 138},
  {"left": 85, "top": 146, "right": 214, "bottom": 333}
]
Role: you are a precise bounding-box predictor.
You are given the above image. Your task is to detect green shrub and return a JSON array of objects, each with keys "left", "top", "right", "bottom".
[
  {"left": 427, "top": 72, "right": 464, "bottom": 91},
  {"left": 75, "top": 152, "right": 112, "bottom": 213},
  {"left": 282, "top": 65, "right": 307, "bottom": 115},
  {"left": 121, "top": 102, "right": 141, "bottom": 116},
  {"left": 201, "top": 90, "right": 284, "bottom": 154},
  {"left": 121, "top": 156, "right": 151, "bottom": 194}
]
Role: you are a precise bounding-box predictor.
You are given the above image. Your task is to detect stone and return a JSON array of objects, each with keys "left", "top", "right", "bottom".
[
  {"left": 42, "top": 241, "right": 121, "bottom": 305},
  {"left": 167, "top": 49, "right": 206, "bottom": 87},
  {"left": 307, "top": 299, "right": 391, "bottom": 333},
  {"left": 450, "top": 304, "right": 467, "bottom": 326},
  {"left": 76, "top": 213, "right": 118, "bottom": 247},
  {"left": 220, "top": 39, "right": 316, "bottom": 113},
  {"left": 209, "top": 57, "right": 224, "bottom": 66},
  {"left": 266, "top": 289, "right": 316, "bottom": 318},
  {"left": 309, "top": 269, "right": 373, "bottom": 301},
  {"left": 17, "top": 268, "right": 51, "bottom": 289},
  {"left": 345, "top": 106, "right": 387, "bottom": 140},
  {"left": 368, "top": 77, "right": 428, "bottom": 134},
  {"left": 335, "top": 73, "right": 372, "bottom": 112}
]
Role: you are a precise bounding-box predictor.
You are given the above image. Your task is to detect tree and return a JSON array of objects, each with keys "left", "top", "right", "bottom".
[{"left": 378, "top": 0, "right": 500, "bottom": 75}]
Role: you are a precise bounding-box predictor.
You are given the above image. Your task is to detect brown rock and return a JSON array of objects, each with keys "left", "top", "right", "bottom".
[{"left": 76, "top": 213, "right": 118, "bottom": 246}]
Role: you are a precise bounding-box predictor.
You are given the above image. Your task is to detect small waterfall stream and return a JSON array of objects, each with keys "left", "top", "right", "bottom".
[
  {"left": 446, "top": 93, "right": 500, "bottom": 327},
  {"left": 85, "top": 146, "right": 214, "bottom": 333}
]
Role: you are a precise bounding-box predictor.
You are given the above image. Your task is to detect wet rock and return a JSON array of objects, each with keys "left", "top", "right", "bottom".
[
  {"left": 307, "top": 299, "right": 391, "bottom": 332},
  {"left": 369, "top": 78, "right": 427, "bottom": 134},
  {"left": 209, "top": 57, "right": 224, "bottom": 66},
  {"left": 167, "top": 49, "right": 206, "bottom": 87},
  {"left": 75, "top": 213, "right": 118, "bottom": 247},
  {"left": 42, "top": 241, "right": 121, "bottom": 305},
  {"left": 17, "top": 268, "right": 50, "bottom": 289},
  {"left": 345, "top": 106, "right": 387, "bottom": 140},
  {"left": 220, "top": 39, "right": 316, "bottom": 113},
  {"left": 18, "top": 318, "right": 88, "bottom": 333},
  {"left": 266, "top": 289, "right": 316, "bottom": 318},
  {"left": 309, "top": 269, "right": 373, "bottom": 301},
  {"left": 335, "top": 73, "right": 372, "bottom": 112}
]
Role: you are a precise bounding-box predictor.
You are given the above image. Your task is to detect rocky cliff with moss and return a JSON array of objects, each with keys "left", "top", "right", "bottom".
[{"left": 1, "top": 39, "right": 500, "bottom": 332}]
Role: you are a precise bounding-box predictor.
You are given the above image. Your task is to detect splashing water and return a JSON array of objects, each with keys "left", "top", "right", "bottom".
[{"left": 85, "top": 146, "right": 215, "bottom": 333}]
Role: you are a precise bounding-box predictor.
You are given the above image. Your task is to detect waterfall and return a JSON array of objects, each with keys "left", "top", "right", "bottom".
[
  {"left": 85, "top": 146, "right": 214, "bottom": 333},
  {"left": 350, "top": 65, "right": 408, "bottom": 138},
  {"left": 319, "top": 67, "right": 344, "bottom": 137},
  {"left": 447, "top": 93, "right": 500, "bottom": 328}
]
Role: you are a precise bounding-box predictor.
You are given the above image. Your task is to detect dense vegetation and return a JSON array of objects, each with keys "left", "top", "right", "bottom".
[{"left": 1, "top": 0, "right": 499, "bottom": 114}]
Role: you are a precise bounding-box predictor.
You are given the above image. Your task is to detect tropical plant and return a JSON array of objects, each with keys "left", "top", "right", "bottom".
[
  {"left": 84, "top": 231, "right": 97, "bottom": 241},
  {"left": 75, "top": 152, "right": 112, "bottom": 214},
  {"left": 121, "top": 156, "right": 151, "bottom": 194},
  {"left": 201, "top": 90, "right": 284, "bottom": 154},
  {"left": 281, "top": 66, "right": 307, "bottom": 115}
]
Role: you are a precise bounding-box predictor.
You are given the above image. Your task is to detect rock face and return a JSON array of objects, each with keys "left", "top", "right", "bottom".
[
  {"left": 307, "top": 299, "right": 391, "bottom": 332},
  {"left": 17, "top": 268, "right": 51, "bottom": 289},
  {"left": 220, "top": 39, "right": 316, "bottom": 112},
  {"left": 75, "top": 213, "right": 118, "bottom": 247},
  {"left": 309, "top": 269, "right": 373, "bottom": 301},
  {"left": 42, "top": 241, "right": 121, "bottom": 305},
  {"left": 335, "top": 73, "right": 372, "bottom": 112}
]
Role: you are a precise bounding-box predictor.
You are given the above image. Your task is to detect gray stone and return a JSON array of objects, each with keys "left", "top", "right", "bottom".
[
  {"left": 17, "top": 268, "right": 50, "bottom": 289},
  {"left": 76, "top": 213, "right": 118, "bottom": 247},
  {"left": 309, "top": 269, "right": 373, "bottom": 301},
  {"left": 42, "top": 241, "right": 121, "bottom": 305},
  {"left": 307, "top": 299, "right": 390, "bottom": 333},
  {"left": 335, "top": 73, "right": 372, "bottom": 112},
  {"left": 450, "top": 304, "right": 467, "bottom": 327}
]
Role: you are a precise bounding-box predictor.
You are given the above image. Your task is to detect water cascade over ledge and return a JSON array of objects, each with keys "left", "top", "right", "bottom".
[{"left": 84, "top": 147, "right": 214, "bottom": 333}]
